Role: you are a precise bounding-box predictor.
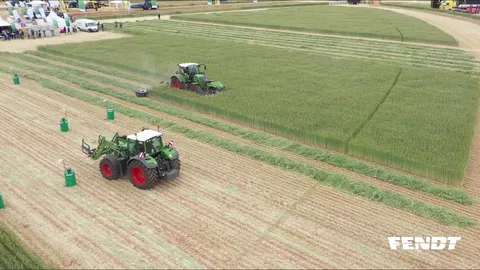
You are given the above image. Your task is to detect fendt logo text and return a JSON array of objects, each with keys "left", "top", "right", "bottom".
[{"left": 388, "top": 237, "right": 461, "bottom": 250}]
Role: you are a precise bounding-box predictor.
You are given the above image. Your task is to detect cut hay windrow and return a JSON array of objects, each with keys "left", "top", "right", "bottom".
[
  {"left": 3, "top": 54, "right": 475, "bottom": 205},
  {"left": 136, "top": 20, "right": 473, "bottom": 60},
  {"left": 120, "top": 22, "right": 477, "bottom": 73},
  {"left": 170, "top": 5, "right": 458, "bottom": 45},
  {"left": 0, "top": 66, "right": 475, "bottom": 228}
]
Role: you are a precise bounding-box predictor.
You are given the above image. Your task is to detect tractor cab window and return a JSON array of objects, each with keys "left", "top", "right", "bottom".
[
  {"left": 144, "top": 136, "right": 163, "bottom": 154},
  {"left": 188, "top": 65, "right": 199, "bottom": 76}
]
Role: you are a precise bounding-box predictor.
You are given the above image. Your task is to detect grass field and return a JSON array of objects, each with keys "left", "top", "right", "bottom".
[
  {"left": 171, "top": 5, "right": 459, "bottom": 45},
  {"left": 36, "top": 19, "right": 480, "bottom": 183},
  {"left": 0, "top": 225, "right": 46, "bottom": 269}
]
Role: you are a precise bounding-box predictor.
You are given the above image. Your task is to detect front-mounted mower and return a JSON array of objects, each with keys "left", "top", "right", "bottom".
[
  {"left": 81, "top": 128, "right": 181, "bottom": 190},
  {"left": 170, "top": 63, "right": 225, "bottom": 95}
]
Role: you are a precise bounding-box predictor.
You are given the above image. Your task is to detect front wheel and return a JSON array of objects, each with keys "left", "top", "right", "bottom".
[
  {"left": 127, "top": 160, "right": 159, "bottom": 189},
  {"left": 99, "top": 155, "right": 121, "bottom": 180}
]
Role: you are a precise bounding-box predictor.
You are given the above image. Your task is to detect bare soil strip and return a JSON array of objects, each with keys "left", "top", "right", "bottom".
[{"left": 1, "top": 75, "right": 480, "bottom": 268}]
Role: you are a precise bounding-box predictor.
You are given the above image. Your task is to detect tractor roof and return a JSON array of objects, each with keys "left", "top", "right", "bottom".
[
  {"left": 127, "top": 129, "right": 163, "bottom": 142},
  {"left": 179, "top": 63, "right": 199, "bottom": 67}
]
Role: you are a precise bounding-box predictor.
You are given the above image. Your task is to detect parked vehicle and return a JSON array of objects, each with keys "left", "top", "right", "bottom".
[{"left": 75, "top": 19, "right": 98, "bottom": 32}]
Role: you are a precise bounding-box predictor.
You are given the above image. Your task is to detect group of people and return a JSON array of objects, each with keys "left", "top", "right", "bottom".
[{"left": 1, "top": 29, "right": 25, "bottom": 41}]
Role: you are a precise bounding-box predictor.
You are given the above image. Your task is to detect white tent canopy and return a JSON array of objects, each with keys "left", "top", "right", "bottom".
[
  {"left": 0, "top": 20, "right": 10, "bottom": 27},
  {"left": 46, "top": 10, "right": 67, "bottom": 29}
]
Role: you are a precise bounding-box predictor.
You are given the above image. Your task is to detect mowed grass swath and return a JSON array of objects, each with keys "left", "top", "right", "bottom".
[
  {"left": 349, "top": 69, "right": 480, "bottom": 184},
  {"left": 0, "top": 225, "right": 47, "bottom": 269},
  {"left": 118, "top": 21, "right": 479, "bottom": 74},
  {"left": 34, "top": 27, "right": 480, "bottom": 184},
  {"left": 171, "top": 5, "right": 458, "bottom": 45}
]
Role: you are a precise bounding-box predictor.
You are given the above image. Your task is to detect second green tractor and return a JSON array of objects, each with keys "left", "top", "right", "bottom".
[{"left": 170, "top": 63, "right": 225, "bottom": 95}]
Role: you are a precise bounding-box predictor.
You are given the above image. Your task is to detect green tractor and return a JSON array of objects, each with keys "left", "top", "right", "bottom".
[
  {"left": 81, "top": 128, "right": 181, "bottom": 190},
  {"left": 170, "top": 63, "right": 225, "bottom": 95}
]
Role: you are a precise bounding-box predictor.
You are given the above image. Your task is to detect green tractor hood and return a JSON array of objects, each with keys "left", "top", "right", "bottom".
[{"left": 161, "top": 146, "right": 178, "bottom": 160}]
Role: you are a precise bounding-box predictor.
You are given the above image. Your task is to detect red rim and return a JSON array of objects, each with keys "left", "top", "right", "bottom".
[
  {"left": 131, "top": 167, "right": 146, "bottom": 185},
  {"left": 191, "top": 86, "right": 196, "bottom": 92},
  {"left": 102, "top": 163, "right": 112, "bottom": 176},
  {"left": 172, "top": 81, "right": 180, "bottom": 88}
]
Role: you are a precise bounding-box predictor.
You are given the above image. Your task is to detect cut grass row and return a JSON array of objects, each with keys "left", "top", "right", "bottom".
[
  {"left": 120, "top": 21, "right": 479, "bottom": 73},
  {"left": 0, "top": 66, "right": 475, "bottom": 228},
  {"left": 11, "top": 52, "right": 475, "bottom": 205},
  {"left": 155, "top": 21, "right": 474, "bottom": 61},
  {"left": 171, "top": 5, "right": 459, "bottom": 45},
  {"left": 0, "top": 225, "right": 46, "bottom": 269},
  {"left": 137, "top": 24, "right": 470, "bottom": 64}
]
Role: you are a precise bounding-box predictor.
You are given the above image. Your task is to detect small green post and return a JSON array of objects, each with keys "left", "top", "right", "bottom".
[
  {"left": 107, "top": 108, "right": 115, "bottom": 120},
  {"left": 60, "top": 118, "right": 69, "bottom": 132},
  {"left": 0, "top": 192, "right": 5, "bottom": 209},
  {"left": 13, "top": 74, "right": 20, "bottom": 85},
  {"left": 65, "top": 168, "right": 77, "bottom": 187}
]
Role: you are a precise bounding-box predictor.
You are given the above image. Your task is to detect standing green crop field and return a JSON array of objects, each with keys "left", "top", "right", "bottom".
[
  {"left": 172, "top": 5, "right": 458, "bottom": 45},
  {"left": 0, "top": 225, "right": 46, "bottom": 269},
  {"left": 38, "top": 21, "right": 479, "bottom": 184}
]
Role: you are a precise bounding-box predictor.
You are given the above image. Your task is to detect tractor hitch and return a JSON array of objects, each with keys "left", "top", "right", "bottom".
[{"left": 81, "top": 139, "right": 96, "bottom": 156}]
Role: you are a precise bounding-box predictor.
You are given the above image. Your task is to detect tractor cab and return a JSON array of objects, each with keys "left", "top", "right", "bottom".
[
  {"left": 178, "top": 63, "right": 207, "bottom": 82},
  {"left": 127, "top": 129, "right": 164, "bottom": 155}
]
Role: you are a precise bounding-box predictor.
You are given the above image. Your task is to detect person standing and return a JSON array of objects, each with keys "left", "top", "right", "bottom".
[{"left": 101, "top": 24, "right": 104, "bottom": 31}]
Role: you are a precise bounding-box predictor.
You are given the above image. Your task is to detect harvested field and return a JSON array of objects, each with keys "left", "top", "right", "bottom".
[{"left": 1, "top": 76, "right": 480, "bottom": 269}]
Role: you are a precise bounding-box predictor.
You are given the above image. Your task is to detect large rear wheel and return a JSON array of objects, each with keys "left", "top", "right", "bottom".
[
  {"left": 99, "top": 155, "right": 121, "bottom": 180},
  {"left": 127, "top": 160, "right": 159, "bottom": 189},
  {"left": 170, "top": 77, "right": 183, "bottom": 89}
]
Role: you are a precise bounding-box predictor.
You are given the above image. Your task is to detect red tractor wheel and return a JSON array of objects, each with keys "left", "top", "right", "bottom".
[
  {"left": 99, "top": 156, "right": 121, "bottom": 180},
  {"left": 127, "top": 160, "right": 159, "bottom": 189},
  {"left": 170, "top": 77, "right": 183, "bottom": 89}
]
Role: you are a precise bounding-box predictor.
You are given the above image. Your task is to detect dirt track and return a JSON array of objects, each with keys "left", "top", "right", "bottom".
[{"left": 1, "top": 75, "right": 480, "bottom": 268}]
